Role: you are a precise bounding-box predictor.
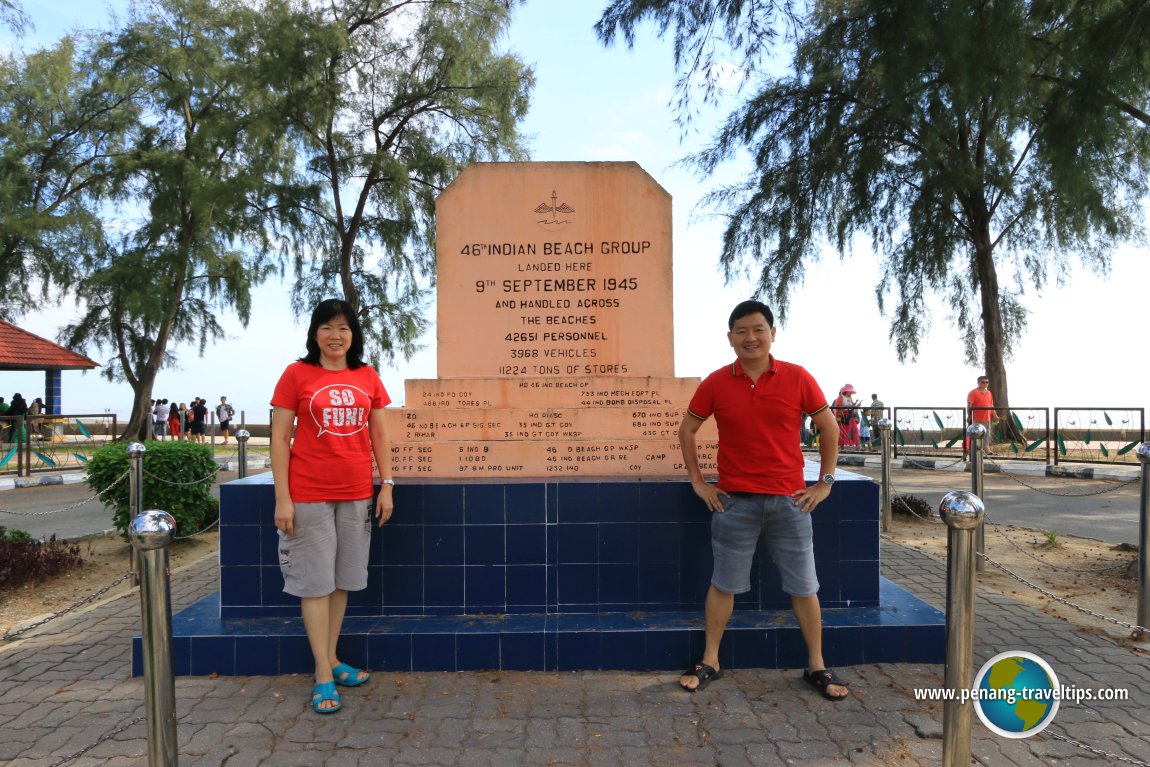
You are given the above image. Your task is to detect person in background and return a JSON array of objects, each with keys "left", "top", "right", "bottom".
[
  {"left": 168, "top": 402, "right": 182, "bottom": 441},
  {"left": 676, "top": 300, "right": 849, "bottom": 701},
  {"left": 967, "top": 375, "right": 995, "bottom": 454},
  {"left": 7, "top": 393, "right": 28, "bottom": 442},
  {"left": 29, "top": 397, "right": 44, "bottom": 440},
  {"left": 191, "top": 398, "right": 208, "bottom": 443},
  {"left": 216, "top": 396, "right": 236, "bottom": 444},
  {"left": 866, "top": 394, "right": 885, "bottom": 452},
  {"left": 179, "top": 402, "right": 190, "bottom": 440},
  {"left": 270, "top": 298, "right": 395, "bottom": 715},
  {"left": 831, "top": 385, "right": 861, "bottom": 450},
  {"left": 152, "top": 398, "right": 169, "bottom": 440}
]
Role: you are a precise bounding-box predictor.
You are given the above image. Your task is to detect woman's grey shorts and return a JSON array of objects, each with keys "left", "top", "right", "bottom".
[
  {"left": 278, "top": 499, "right": 372, "bottom": 598},
  {"left": 710, "top": 492, "right": 819, "bottom": 597}
]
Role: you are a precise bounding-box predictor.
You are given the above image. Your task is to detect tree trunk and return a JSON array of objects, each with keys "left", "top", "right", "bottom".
[{"left": 972, "top": 223, "right": 1023, "bottom": 444}]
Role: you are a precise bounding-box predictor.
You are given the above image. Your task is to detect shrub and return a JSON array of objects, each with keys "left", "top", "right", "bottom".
[
  {"left": 892, "top": 494, "right": 934, "bottom": 520},
  {"left": 85, "top": 440, "right": 219, "bottom": 539},
  {"left": 0, "top": 526, "right": 84, "bottom": 590}
]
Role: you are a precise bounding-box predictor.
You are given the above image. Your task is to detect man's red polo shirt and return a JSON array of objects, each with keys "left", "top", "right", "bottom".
[
  {"left": 688, "top": 356, "right": 828, "bottom": 495},
  {"left": 967, "top": 387, "right": 994, "bottom": 423}
]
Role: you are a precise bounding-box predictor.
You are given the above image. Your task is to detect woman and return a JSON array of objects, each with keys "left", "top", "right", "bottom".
[
  {"left": 179, "top": 403, "right": 190, "bottom": 440},
  {"left": 270, "top": 298, "right": 395, "bottom": 715},
  {"left": 832, "top": 384, "right": 861, "bottom": 449},
  {"left": 167, "top": 402, "right": 182, "bottom": 440}
]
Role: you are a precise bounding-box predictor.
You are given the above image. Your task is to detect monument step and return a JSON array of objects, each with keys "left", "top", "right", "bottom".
[
  {"left": 386, "top": 406, "right": 716, "bottom": 443},
  {"left": 392, "top": 438, "right": 718, "bottom": 478},
  {"left": 404, "top": 375, "right": 700, "bottom": 410},
  {"left": 137, "top": 579, "right": 944, "bottom": 676}
]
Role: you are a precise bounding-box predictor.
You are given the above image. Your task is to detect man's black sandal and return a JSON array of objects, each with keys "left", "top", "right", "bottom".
[
  {"left": 802, "top": 668, "right": 849, "bottom": 701},
  {"left": 681, "top": 663, "right": 723, "bottom": 692}
]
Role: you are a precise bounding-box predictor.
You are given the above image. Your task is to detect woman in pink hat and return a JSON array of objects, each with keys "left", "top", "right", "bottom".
[{"left": 832, "top": 384, "right": 861, "bottom": 448}]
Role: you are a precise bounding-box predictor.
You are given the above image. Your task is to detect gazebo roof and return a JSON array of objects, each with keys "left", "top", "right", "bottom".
[{"left": 0, "top": 320, "right": 99, "bottom": 371}]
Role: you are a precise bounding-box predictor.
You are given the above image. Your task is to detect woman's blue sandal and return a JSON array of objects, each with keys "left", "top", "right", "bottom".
[
  {"left": 332, "top": 663, "right": 370, "bottom": 687},
  {"left": 311, "top": 681, "right": 342, "bottom": 713}
]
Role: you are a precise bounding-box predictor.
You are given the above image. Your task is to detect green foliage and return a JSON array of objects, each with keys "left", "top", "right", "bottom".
[
  {"left": 598, "top": 0, "right": 1150, "bottom": 416},
  {"left": 1042, "top": 529, "right": 1061, "bottom": 549},
  {"left": 84, "top": 440, "right": 219, "bottom": 539},
  {"left": 0, "top": 527, "right": 84, "bottom": 590},
  {"left": 285, "top": 0, "right": 534, "bottom": 366}
]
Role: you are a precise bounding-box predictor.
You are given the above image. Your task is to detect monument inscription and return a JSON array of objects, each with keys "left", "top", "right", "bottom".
[{"left": 435, "top": 162, "right": 673, "bottom": 379}]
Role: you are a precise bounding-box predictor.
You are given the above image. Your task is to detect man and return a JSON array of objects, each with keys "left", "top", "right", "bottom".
[
  {"left": 191, "top": 397, "right": 208, "bottom": 443},
  {"left": 865, "top": 393, "right": 884, "bottom": 451},
  {"left": 677, "top": 300, "right": 849, "bottom": 700},
  {"left": 216, "top": 396, "right": 235, "bottom": 444},
  {"left": 967, "top": 376, "right": 995, "bottom": 453}
]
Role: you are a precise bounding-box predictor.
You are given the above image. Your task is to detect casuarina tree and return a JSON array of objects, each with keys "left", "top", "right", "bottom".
[{"left": 597, "top": 0, "right": 1150, "bottom": 419}]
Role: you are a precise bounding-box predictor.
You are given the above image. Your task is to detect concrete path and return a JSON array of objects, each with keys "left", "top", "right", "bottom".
[{"left": 2, "top": 540, "right": 1148, "bottom": 765}]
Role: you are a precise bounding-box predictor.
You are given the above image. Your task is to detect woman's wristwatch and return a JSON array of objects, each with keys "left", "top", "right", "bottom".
[{"left": 382, "top": 479, "right": 395, "bottom": 486}]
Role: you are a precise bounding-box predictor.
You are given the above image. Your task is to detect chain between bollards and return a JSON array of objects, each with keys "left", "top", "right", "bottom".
[
  {"left": 939, "top": 490, "right": 985, "bottom": 767},
  {"left": 877, "top": 418, "right": 892, "bottom": 532},
  {"left": 129, "top": 509, "right": 180, "bottom": 767},
  {"left": 128, "top": 442, "right": 147, "bottom": 587},
  {"left": 1135, "top": 444, "right": 1150, "bottom": 641},
  {"left": 967, "top": 424, "right": 987, "bottom": 573},
  {"left": 235, "top": 429, "right": 251, "bottom": 479}
]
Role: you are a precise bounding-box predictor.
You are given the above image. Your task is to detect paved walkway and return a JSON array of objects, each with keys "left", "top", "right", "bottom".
[{"left": 2, "top": 540, "right": 1148, "bottom": 765}]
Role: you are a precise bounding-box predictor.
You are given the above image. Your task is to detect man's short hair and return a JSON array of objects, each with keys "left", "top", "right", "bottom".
[{"left": 728, "top": 300, "right": 775, "bottom": 330}]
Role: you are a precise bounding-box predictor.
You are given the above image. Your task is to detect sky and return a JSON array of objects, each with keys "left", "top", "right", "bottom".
[{"left": 3, "top": 1, "right": 1148, "bottom": 422}]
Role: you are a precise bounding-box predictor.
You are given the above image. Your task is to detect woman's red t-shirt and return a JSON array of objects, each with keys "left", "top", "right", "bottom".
[{"left": 271, "top": 361, "right": 390, "bottom": 502}]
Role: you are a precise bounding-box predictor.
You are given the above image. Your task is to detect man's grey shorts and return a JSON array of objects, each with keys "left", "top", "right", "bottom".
[
  {"left": 278, "top": 499, "right": 372, "bottom": 598},
  {"left": 710, "top": 492, "right": 819, "bottom": 597}
]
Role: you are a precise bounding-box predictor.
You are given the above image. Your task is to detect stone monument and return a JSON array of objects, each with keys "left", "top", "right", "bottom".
[{"left": 148, "top": 162, "right": 944, "bottom": 677}]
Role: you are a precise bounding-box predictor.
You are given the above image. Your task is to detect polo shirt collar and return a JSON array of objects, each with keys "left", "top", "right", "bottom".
[{"left": 731, "top": 355, "right": 778, "bottom": 379}]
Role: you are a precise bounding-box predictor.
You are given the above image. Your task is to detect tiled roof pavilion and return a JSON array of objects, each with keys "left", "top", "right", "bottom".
[{"left": 0, "top": 320, "right": 98, "bottom": 371}]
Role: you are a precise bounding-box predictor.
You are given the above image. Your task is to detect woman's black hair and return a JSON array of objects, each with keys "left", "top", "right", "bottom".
[{"left": 300, "top": 298, "right": 366, "bottom": 369}]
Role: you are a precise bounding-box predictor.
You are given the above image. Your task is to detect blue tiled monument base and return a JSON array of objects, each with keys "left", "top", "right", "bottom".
[{"left": 135, "top": 471, "right": 945, "bottom": 675}]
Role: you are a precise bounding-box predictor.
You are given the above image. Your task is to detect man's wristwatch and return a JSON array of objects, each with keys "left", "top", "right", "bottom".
[
  {"left": 382, "top": 479, "right": 395, "bottom": 486},
  {"left": 820, "top": 473, "right": 836, "bottom": 486}
]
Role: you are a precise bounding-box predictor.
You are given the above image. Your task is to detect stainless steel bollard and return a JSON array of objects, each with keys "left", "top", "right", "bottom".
[
  {"left": 939, "top": 490, "right": 985, "bottom": 767},
  {"left": 877, "top": 418, "right": 892, "bottom": 532},
  {"left": 235, "top": 429, "right": 251, "bottom": 479},
  {"left": 128, "top": 442, "right": 147, "bottom": 586},
  {"left": 129, "top": 510, "right": 179, "bottom": 767},
  {"left": 967, "top": 424, "right": 987, "bottom": 573},
  {"left": 1136, "top": 444, "right": 1150, "bottom": 641}
]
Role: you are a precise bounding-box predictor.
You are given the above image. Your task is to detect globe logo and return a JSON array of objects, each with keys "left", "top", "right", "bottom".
[{"left": 973, "top": 651, "right": 1060, "bottom": 738}]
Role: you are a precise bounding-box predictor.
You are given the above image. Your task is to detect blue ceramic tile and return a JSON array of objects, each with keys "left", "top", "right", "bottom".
[
  {"left": 726, "top": 626, "right": 775, "bottom": 668},
  {"left": 457, "top": 634, "right": 500, "bottom": 671},
  {"left": 279, "top": 635, "right": 315, "bottom": 675},
  {"left": 260, "top": 527, "right": 282, "bottom": 568},
  {"left": 220, "top": 525, "right": 260, "bottom": 566},
  {"left": 368, "top": 632, "right": 413, "bottom": 672},
  {"left": 190, "top": 636, "right": 235, "bottom": 676},
  {"left": 640, "top": 523, "right": 685, "bottom": 563},
  {"left": 382, "top": 565, "right": 423, "bottom": 607},
  {"left": 598, "top": 563, "right": 638, "bottom": 605},
  {"left": 820, "top": 625, "right": 864, "bottom": 666},
  {"left": 390, "top": 483, "right": 423, "bottom": 525},
  {"left": 465, "top": 525, "right": 506, "bottom": 566},
  {"left": 557, "top": 523, "right": 599, "bottom": 564},
  {"left": 599, "top": 522, "right": 639, "bottom": 563},
  {"left": 234, "top": 636, "right": 280, "bottom": 676},
  {"left": 464, "top": 484, "right": 505, "bottom": 525},
  {"left": 860, "top": 626, "right": 907, "bottom": 664},
  {"left": 381, "top": 524, "right": 424, "bottom": 566},
  {"left": 599, "top": 630, "right": 645, "bottom": 669},
  {"left": 424, "top": 526, "right": 464, "bottom": 565},
  {"left": 507, "top": 565, "right": 547, "bottom": 606},
  {"left": 501, "top": 632, "right": 546, "bottom": 670},
  {"left": 638, "top": 482, "right": 698, "bottom": 523},
  {"left": 599, "top": 483, "right": 642, "bottom": 522},
  {"left": 637, "top": 563, "right": 680, "bottom": 606},
  {"left": 412, "top": 633, "right": 456, "bottom": 672},
  {"left": 507, "top": 483, "right": 546, "bottom": 524},
  {"left": 839, "top": 521, "right": 879, "bottom": 560},
  {"left": 424, "top": 566, "right": 465, "bottom": 608},
  {"left": 260, "top": 570, "right": 295, "bottom": 607},
  {"left": 424, "top": 485, "right": 464, "bottom": 525},
  {"left": 647, "top": 629, "right": 692, "bottom": 671},
  {"left": 465, "top": 565, "right": 506, "bottom": 610},
  {"left": 557, "top": 563, "right": 598, "bottom": 605},
  {"left": 556, "top": 630, "right": 603, "bottom": 670},
  {"left": 506, "top": 524, "right": 546, "bottom": 565},
  {"left": 221, "top": 566, "right": 262, "bottom": 606},
  {"left": 557, "top": 483, "right": 599, "bottom": 523}
]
